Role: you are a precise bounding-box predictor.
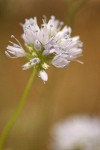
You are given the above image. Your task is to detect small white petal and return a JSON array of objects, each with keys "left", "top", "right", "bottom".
[
  {"left": 52, "top": 54, "right": 70, "bottom": 68},
  {"left": 39, "top": 70, "right": 48, "bottom": 82},
  {"left": 42, "top": 49, "right": 50, "bottom": 55},
  {"left": 43, "top": 48, "right": 56, "bottom": 55},
  {"left": 22, "top": 62, "right": 32, "bottom": 70},
  {"left": 66, "top": 48, "right": 83, "bottom": 61}
]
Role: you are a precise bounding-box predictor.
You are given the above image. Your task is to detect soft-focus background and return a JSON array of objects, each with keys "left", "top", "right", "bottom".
[{"left": 0, "top": 0, "right": 100, "bottom": 149}]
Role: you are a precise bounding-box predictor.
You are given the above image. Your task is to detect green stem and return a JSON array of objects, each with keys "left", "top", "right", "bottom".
[
  {"left": 0, "top": 68, "right": 38, "bottom": 150},
  {"left": 66, "top": 0, "right": 88, "bottom": 29}
]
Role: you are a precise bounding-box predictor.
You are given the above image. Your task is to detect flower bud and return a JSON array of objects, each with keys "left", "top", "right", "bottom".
[
  {"left": 34, "top": 40, "right": 41, "bottom": 50},
  {"left": 38, "top": 70, "right": 48, "bottom": 83}
]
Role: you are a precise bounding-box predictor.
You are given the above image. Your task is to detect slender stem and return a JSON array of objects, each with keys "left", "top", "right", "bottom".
[
  {"left": 66, "top": 0, "right": 88, "bottom": 29},
  {"left": 0, "top": 68, "right": 38, "bottom": 150}
]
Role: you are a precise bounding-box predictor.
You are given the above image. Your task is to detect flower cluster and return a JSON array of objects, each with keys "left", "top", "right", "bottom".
[
  {"left": 50, "top": 116, "right": 100, "bottom": 150},
  {"left": 5, "top": 16, "right": 83, "bottom": 82}
]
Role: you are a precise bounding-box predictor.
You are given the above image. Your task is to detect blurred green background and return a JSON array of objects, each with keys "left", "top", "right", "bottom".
[{"left": 0, "top": 0, "right": 100, "bottom": 149}]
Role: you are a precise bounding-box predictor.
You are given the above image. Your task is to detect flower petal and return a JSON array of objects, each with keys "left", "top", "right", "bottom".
[{"left": 52, "top": 54, "right": 70, "bottom": 68}]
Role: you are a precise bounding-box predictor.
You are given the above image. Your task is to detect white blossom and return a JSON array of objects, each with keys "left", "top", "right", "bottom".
[
  {"left": 5, "top": 36, "right": 26, "bottom": 58},
  {"left": 50, "top": 116, "right": 100, "bottom": 150},
  {"left": 5, "top": 16, "right": 83, "bottom": 82}
]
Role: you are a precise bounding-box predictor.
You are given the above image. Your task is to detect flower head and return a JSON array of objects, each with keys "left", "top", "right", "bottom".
[
  {"left": 5, "top": 16, "right": 83, "bottom": 82},
  {"left": 50, "top": 116, "right": 100, "bottom": 150}
]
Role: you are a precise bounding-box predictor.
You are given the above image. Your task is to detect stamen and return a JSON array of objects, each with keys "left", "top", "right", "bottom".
[
  {"left": 75, "top": 59, "right": 84, "bottom": 64},
  {"left": 11, "top": 35, "right": 23, "bottom": 48},
  {"left": 9, "top": 41, "right": 20, "bottom": 48}
]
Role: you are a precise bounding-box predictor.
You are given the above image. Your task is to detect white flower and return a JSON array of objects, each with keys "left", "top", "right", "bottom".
[
  {"left": 50, "top": 116, "right": 100, "bottom": 150},
  {"left": 5, "top": 36, "right": 26, "bottom": 58},
  {"left": 5, "top": 16, "right": 83, "bottom": 82}
]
